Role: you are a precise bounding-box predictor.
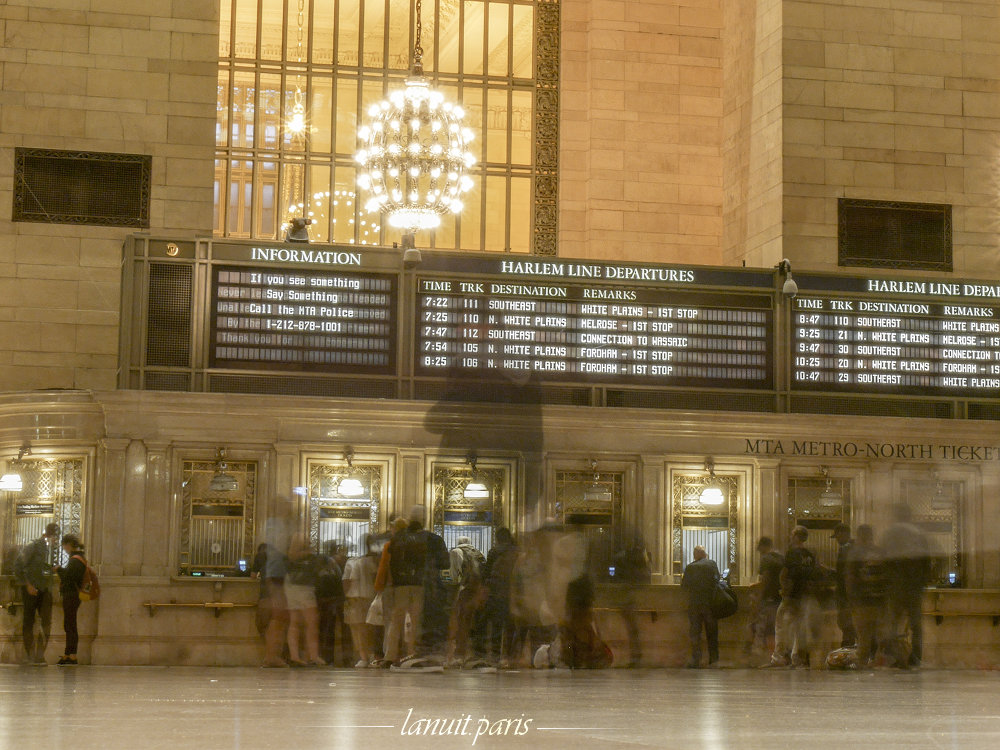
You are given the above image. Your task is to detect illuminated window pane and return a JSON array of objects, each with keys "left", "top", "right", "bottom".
[
  {"left": 217, "top": 72, "right": 230, "bottom": 148},
  {"left": 511, "top": 89, "right": 532, "bottom": 165},
  {"left": 510, "top": 176, "right": 530, "bottom": 253},
  {"left": 363, "top": 0, "right": 386, "bottom": 69},
  {"left": 336, "top": 78, "right": 359, "bottom": 154},
  {"left": 460, "top": 176, "right": 482, "bottom": 251},
  {"left": 219, "top": 0, "right": 232, "bottom": 57},
  {"left": 511, "top": 4, "right": 533, "bottom": 79},
  {"left": 488, "top": 2, "right": 509, "bottom": 77},
  {"left": 435, "top": 212, "right": 457, "bottom": 250},
  {"left": 258, "top": 74, "right": 281, "bottom": 150},
  {"left": 333, "top": 167, "right": 358, "bottom": 243},
  {"left": 234, "top": 0, "right": 257, "bottom": 59},
  {"left": 485, "top": 176, "right": 506, "bottom": 252},
  {"left": 387, "top": 0, "right": 410, "bottom": 70},
  {"left": 339, "top": 0, "right": 360, "bottom": 66},
  {"left": 463, "top": 1, "right": 485, "bottom": 75},
  {"left": 438, "top": 4, "right": 460, "bottom": 74},
  {"left": 311, "top": 77, "right": 334, "bottom": 153},
  {"left": 313, "top": 0, "right": 335, "bottom": 65},
  {"left": 487, "top": 88, "right": 508, "bottom": 164},
  {"left": 261, "top": 0, "right": 283, "bottom": 61},
  {"left": 308, "top": 164, "right": 331, "bottom": 242}
]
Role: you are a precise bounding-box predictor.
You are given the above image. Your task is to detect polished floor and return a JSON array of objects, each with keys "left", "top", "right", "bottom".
[{"left": 1, "top": 666, "right": 998, "bottom": 749}]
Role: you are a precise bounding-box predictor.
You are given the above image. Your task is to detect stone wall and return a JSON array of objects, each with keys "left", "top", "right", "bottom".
[
  {"left": 781, "top": 0, "right": 1000, "bottom": 273},
  {"left": 560, "top": 0, "right": 724, "bottom": 264},
  {"left": 0, "top": 1, "right": 218, "bottom": 391}
]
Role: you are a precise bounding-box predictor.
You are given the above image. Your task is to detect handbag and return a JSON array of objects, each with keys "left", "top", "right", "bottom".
[
  {"left": 710, "top": 578, "right": 738, "bottom": 619},
  {"left": 366, "top": 591, "right": 384, "bottom": 626}
]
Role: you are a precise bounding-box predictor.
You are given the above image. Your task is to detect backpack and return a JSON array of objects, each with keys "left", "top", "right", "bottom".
[
  {"left": 73, "top": 554, "right": 100, "bottom": 602},
  {"left": 457, "top": 544, "right": 486, "bottom": 587}
]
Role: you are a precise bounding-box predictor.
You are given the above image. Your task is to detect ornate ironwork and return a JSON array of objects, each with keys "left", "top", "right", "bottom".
[
  {"left": 671, "top": 472, "right": 739, "bottom": 582},
  {"left": 553, "top": 470, "right": 622, "bottom": 519},
  {"left": 788, "top": 477, "right": 851, "bottom": 521},
  {"left": 2, "top": 459, "right": 84, "bottom": 568},
  {"left": 533, "top": 0, "right": 560, "bottom": 256},
  {"left": 13, "top": 148, "right": 151, "bottom": 227},
  {"left": 307, "top": 461, "right": 382, "bottom": 552},
  {"left": 179, "top": 459, "right": 257, "bottom": 574},
  {"left": 431, "top": 465, "right": 504, "bottom": 534},
  {"left": 901, "top": 479, "right": 962, "bottom": 586}
]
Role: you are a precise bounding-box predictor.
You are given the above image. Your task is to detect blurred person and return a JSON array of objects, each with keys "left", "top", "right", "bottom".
[
  {"left": 846, "top": 524, "right": 887, "bottom": 667},
  {"left": 284, "top": 533, "right": 325, "bottom": 666},
  {"left": 768, "top": 526, "right": 821, "bottom": 668},
  {"left": 262, "top": 516, "right": 292, "bottom": 667},
  {"left": 681, "top": 545, "right": 720, "bottom": 668},
  {"left": 832, "top": 522, "right": 857, "bottom": 648},
  {"left": 393, "top": 505, "right": 450, "bottom": 671},
  {"left": 317, "top": 542, "right": 348, "bottom": 666},
  {"left": 509, "top": 535, "right": 548, "bottom": 666},
  {"left": 557, "top": 574, "right": 612, "bottom": 669},
  {"left": 881, "top": 504, "right": 931, "bottom": 667},
  {"left": 13, "top": 522, "right": 59, "bottom": 664},
  {"left": 475, "top": 527, "right": 518, "bottom": 667},
  {"left": 610, "top": 531, "right": 651, "bottom": 667},
  {"left": 750, "top": 536, "right": 783, "bottom": 657},
  {"left": 54, "top": 533, "right": 86, "bottom": 665},
  {"left": 249, "top": 542, "right": 270, "bottom": 636},
  {"left": 374, "top": 516, "right": 410, "bottom": 666},
  {"left": 343, "top": 535, "right": 379, "bottom": 667},
  {"left": 446, "top": 535, "right": 487, "bottom": 667}
]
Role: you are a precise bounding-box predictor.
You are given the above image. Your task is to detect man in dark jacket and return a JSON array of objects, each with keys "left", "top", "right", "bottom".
[
  {"left": 832, "top": 522, "right": 856, "bottom": 648},
  {"left": 681, "top": 545, "right": 720, "bottom": 668},
  {"left": 13, "top": 522, "right": 59, "bottom": 664}
]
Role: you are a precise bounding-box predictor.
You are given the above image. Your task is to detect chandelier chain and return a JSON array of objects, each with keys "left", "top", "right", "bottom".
[{"left": 413, "top": 0, "right": 423, "bottom": 67}]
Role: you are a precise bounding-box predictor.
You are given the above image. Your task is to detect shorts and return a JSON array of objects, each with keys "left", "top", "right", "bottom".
[
  {"left": 345, "top": 596, "right": 374, "bottom": 625},
  {"left": 284, "top": 582, "right": 317, "bottom": 611}
]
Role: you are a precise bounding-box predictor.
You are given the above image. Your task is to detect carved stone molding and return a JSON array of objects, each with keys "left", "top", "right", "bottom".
[{"left": 533, "top": 0, "right": 560, "bottom": 256}]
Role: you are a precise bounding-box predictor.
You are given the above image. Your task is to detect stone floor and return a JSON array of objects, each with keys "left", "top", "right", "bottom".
[{"left": 1, "top": 666, "right": 999, "bottom": 749}]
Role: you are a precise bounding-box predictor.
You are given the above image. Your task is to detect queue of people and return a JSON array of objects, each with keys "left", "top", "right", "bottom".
[{"left": 749, "top": 504, "right": 931, "bottom": 669}]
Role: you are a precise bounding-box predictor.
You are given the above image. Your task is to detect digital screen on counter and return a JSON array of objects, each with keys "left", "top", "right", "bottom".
[
  {"left": 209, "top": 265, "right": 396, "bottom": 373},
  {"left": 414, "top": 278, "right": 773, "bottom": 388},
  {"left": 791, "top": 288, "right": 1000, "bottom": 394}
]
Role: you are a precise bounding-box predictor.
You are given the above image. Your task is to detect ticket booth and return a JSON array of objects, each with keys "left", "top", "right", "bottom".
[{"left": 307, "top": 452, "right": 382, "bottom": 557}]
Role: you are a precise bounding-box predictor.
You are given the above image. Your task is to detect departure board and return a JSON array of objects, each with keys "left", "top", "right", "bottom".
[
  {"left": 209, "top": 265, "right": 396, "bottom": 373},
  {"left": 791, "top": 276, "right": 1000, "bottom": 394},
  {"left": 414, "top": 276, "right": 773, "bottom": 388}
]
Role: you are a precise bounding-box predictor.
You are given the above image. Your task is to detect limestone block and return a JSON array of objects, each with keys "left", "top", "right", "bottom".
[
  {"left": 825, "top": 81, "right": 893, "bottom": 110},
  {"left": 87, "top": 68, "right": 168, "bottom": 100},
  {"left": 784, "top": 39, "right": 825, "bottom": 68},
  {"left": 4, "top": 20, "right": 89, "bottom": 54},
  {"left": 896, "top": 86, "right": 963, "bottom": 115},
  {"left": 825, "top": 120, "right": 894, "bottom": 149},
  {"left": 963, "top": 91, "right": 1000, "bottom": 119}
]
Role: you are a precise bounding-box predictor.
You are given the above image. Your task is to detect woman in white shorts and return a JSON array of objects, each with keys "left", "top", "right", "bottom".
[
  {"left": 284, "top": 533, "right": 325, "bottom": 666},
  {"left": 343, "top": 534, "right": 379, "bottom": 667}
]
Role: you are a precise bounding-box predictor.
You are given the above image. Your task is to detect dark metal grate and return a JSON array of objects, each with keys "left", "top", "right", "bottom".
[
  {"left": 13, "top": 148, "right": 151, "bottom": 227},
  {"left": 209, "top": 374, "right": 396, "bottom": 399},
  {"left": 414, "top": 381, "right": 590, "bottom": 406},
  {"left": 607, "top": 389, "right": 775, "bottom": 413},
  {"left": 790, "top": 395, "right": 953, "bottom": 419},
  {"left": 838, "top": 198, "right": 951, "bottom": 271},
  {"left": 146, "top": 263, "right": 193, "bottom": 368},
  {"left": 967, "top": 403, "right": 1000, "bottom": 421},
  {"left": 144, "top": 372, "right": 192, "bottom": 391}
]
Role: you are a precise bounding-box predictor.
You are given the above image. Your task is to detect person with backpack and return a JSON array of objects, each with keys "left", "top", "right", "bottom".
[
  {"left": 446, "top": 535, "right": 487, "bottom": 667},
  {"left": 55, "top": 534, "right": 88, "bottom": 665}
]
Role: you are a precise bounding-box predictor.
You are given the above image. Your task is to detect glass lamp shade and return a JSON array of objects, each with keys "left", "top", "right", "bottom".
[
  {"left": 355, "top": 76, "right": 476, "bottom": 232},
  {"left": 463, "top": 479, "right": 490, "bottom": 500},
  {"left": 209, "top": 472, "right": 238, "bottom": 492},
  {"left": 583, "top": 483, "right": 612, "bottom": 503},
  {"left": 818, "top": 488, "right": 844, "bottom": 507},
  {"left": 338, "top": 477, "right": 366, "bottom": 497},
  {"left": 699, "top": 485, "right": 725, "bottom": 506},
  {"left": 0, "top": 472, "right": 23, "bottom": 492}
]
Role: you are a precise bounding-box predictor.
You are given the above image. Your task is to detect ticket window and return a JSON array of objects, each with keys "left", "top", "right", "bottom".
[
  {"left": 899, "top": 478, "right": 963, "bottom": 587},
  {"left": 787, "top": 472, "right": 852, "bottom": 568},
  {"left": 1, "top": 457, "right": 85, "bottom": 574},
  {"left": 308, "top": 460, "right": 382, "bottom": 558},
  {"left": 179, "top": 457, "right": 257, "bottom": 576},
  {"left": 431, "top": 463, "right": 507, "bottom": 556},
  {"left": 670, "top": 470, "right": 740, "bottom": 583},
  {"left": 552, "top": 469, "right": 623, "bottom": 582}
]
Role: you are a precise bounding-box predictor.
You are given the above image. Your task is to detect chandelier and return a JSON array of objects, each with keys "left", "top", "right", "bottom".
[{"left": 354, "top": 0, "right": 476, "bottom": 232}]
